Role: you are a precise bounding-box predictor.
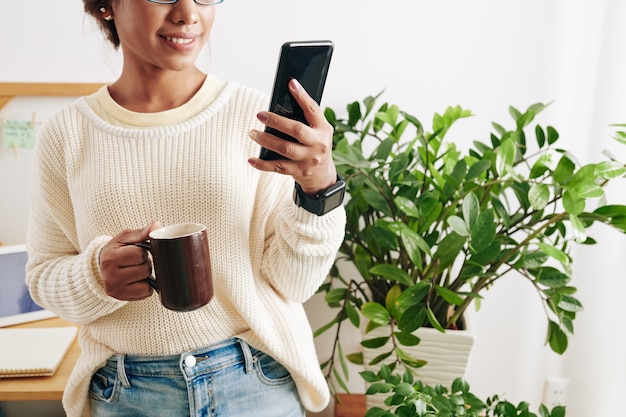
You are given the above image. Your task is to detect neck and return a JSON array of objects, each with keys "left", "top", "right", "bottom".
[{"left": 109, "top": 67, "right": 207, "bottom": 113}]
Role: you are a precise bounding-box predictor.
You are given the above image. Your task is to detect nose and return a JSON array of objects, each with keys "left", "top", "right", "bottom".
[{"left": 169, "top": 0, "right": 199, "bottom": 25}]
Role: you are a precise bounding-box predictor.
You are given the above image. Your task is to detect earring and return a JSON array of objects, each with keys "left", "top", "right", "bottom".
[{"left": 100, "top": 7, "right": 113, "bottom": 21}]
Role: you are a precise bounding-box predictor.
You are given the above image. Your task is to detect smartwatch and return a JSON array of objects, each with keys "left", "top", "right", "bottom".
[{"left": 293, "top": 175, "right": 346, "bottom": 216}]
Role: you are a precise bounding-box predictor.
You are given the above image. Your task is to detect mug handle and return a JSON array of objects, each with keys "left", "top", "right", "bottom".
[{"left": 134, "top": 242, "right": 158, "bottom": 290}]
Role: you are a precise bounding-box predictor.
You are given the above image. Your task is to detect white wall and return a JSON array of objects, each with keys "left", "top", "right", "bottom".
[{"left": 2, "top": 1, "right": 626, "bottom": 416}]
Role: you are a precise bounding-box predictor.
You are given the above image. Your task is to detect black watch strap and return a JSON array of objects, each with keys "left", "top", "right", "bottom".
[{"left": 293, "top": 175, "right": 346, "bottom": 216}]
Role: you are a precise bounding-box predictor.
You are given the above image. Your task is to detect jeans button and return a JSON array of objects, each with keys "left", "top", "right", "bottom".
[{"left": 184, "top": 355, "right": 196, "bottom": 368}]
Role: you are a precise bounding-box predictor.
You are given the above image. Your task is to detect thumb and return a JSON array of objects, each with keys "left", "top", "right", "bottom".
[{"left": 120, "top": 220, "right": 162, "bottom": 245}]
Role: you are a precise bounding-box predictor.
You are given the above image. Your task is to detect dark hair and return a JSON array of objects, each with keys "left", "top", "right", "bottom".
[{"left": 83, "top": 0, "right": 120, "bottom": 48}]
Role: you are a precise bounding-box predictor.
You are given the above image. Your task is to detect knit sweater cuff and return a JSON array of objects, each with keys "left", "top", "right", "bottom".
[{"left": 80, "top": 235, "right": 128, "bottom": 319}]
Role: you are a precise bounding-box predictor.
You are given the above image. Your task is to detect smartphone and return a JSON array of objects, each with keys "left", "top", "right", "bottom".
[{"left": 259, "top": 40, "right": 334, "bottom": 160}]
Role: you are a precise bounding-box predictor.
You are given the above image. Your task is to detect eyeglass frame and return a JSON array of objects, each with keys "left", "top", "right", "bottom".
[{"left": 146, "top": 0, "right": 224, "bottom": 5}]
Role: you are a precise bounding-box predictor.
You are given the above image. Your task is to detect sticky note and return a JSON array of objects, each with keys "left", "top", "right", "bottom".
[{"left": 2, "top": 120, "right": 36, "bottom": 150}]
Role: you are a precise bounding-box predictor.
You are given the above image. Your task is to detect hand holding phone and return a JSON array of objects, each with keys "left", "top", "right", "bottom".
[{"left": 259, "top": 40, "right": 334, "bottom": 160}]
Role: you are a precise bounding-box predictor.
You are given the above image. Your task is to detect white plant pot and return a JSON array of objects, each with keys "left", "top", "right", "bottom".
[{"left": 362, "top": 319, "right": 475, "bottom": 410}]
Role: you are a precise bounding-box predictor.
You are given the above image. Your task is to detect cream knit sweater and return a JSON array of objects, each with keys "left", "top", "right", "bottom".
[{"left": 26, "top": 80, "right": 345, "bottom": 416}]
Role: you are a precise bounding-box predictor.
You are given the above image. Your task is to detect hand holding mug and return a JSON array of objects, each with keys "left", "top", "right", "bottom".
[
  {"left": 100, "top": 221, "right": 213, "bottom": 312},
  {"left": 99, "top": 220, "right": 162, "bottom": 302},
  {"left": 136, "top": 223, "right": 213, "bottom": 312}
]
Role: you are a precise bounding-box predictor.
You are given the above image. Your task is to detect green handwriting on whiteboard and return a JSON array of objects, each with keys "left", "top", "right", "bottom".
[{"left": 2, "top": 120, "right": 36, "bottom": 150}]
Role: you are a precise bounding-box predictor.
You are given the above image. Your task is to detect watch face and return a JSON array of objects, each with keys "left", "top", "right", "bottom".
[
  {"left": 323, "top": 186, "right": 345, "bottom": 214},
  {"left": 294, "top": 177, "right": 345, "bottom": 215}
]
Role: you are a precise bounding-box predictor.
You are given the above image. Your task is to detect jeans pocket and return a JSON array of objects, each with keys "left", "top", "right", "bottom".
[
  {"left": 253, "top": 351, "right": 293, "bottom": 386},
  {"left": 89, "top": 364, "right": 119, "bottom": 403}
]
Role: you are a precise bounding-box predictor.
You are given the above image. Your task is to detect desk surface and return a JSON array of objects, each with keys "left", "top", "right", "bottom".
[{"left": 0, "top": 317, "right": 79, "bottom": 401}]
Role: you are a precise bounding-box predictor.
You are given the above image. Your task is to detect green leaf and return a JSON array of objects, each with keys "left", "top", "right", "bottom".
[
  {"left": 394, "top": 382, "right": 416, "bottom": 397},
  {"left": 569, "top": 213, "right": 587, "bottom": 243},
  {"left": 345, "top": 301, "right": 361, "bottom": 328},
  {"left": 547, "top": 126, "right": 559, "bottom": 144},
  {"left": 359, "top": 370, "right": 378, "bottom": 383},
  {"left": 347, "top": 352, "right": 364, "bottom": 365},
  {"left": 394, "top": 331, "right": 421, "bottom": 347},
  {"left": 361, "top": 336, "right": 391, "bottom": 349},
  {"left": 395, "top": 196, "right": 420, "bottom": 218},
  {"left": 435, "top": 233, "right": 467, "bottom": 270},
  {"left": 551, "top": 406, "right": 567, "bottom": 417},
  {"left": 395, "top": 347, "right": 427, "bottom": 368},
  {"left": 562, "top": 190, "right": 585, "bottom": 215},
  {"left": 361, "top": 188, "right": 393, "bottom": 217},
  {"left": 426, "top": 307, "right": 445, "bottom": 332},
  {"left": 365, "top": 382, "right": 393, "bottom": 395},
  {"left": 370, "top": 264, "right": 413, "bottom": 286},
  {"left": 463, "top": 192, "right": 480, "bottom": 228},
  {"left": 368, "top": 350, "right": 394, "bottom": 366},
  {"left": 374, "top": 137, "right": 396, "bottom": 161},
  {"left": 354, "top": 246, "right": 373, "bottom": 279},
  {"left": 399, "top": 226, "right": 431, "bottom": 264},
  {"left": 338, "top": 342, "right": 349, "bottom": 379},
  {"left": 537, "top": 242, "right": 570, "bottom": 269},
  {"left": 332, "top": 366, "right": 350, "bottom": 394},
  {"left": 573, "top": 182, "right": 604, "bottom": 199},
  {"left": 347, "top": 101, "right": 362, "bottom": 126},
  {"left": 325, "top": 288, "right": 347, "bottom": 304},
  {"left": 470, "top": 209, "right": 496, "bottom": 253},
  {"left": 465, "top": 159, "right": 491, "bottom": 180},
  {"left": 535, "top": 267, "right": 570, "bottom": 288},
  {"left": 529, "top": 184, "right": 550, "bottom": 210},
  {"left": 554, "top": 155, "right": 576, "bottom": 185},
  {"left": 594, "top": 204, "right": 626, "bottom": 218},
  {"left": 395, "top": 283, "right": 430, "bottom": 309},
  {"left": 386, "top": 284, "right": 403, "bottom": 314},
  {"left": 434, "top": 285, "right": 464, "bottom": 306},
  {"left": 361, "top": 302, "right": 391, "bottom": 325},
  {"left": 547, "top": 320, "right": 568, "bottom": 354},
  {"left": 520, "top": 250, "right": 549, "bottom": 269},
  {"left": 558, "top": 294, "right": 584, "bottom": 312},
  {"left": 535, "top": 124, "right": 546, "bottom": 147},
  {"left": 496, "top": 138, "right": 516, "bottom": 175},
  {"left": 397, "top": 304, "right": 427, "bottom": 333},
  {"left": 432, "top": 105, "right": 472, "bottom": 139},
  {"left": 448, "top": 215, "right": 470, "bottom": 237}
]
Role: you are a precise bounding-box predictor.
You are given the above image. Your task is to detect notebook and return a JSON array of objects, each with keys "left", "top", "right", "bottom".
[{"left": 0, "top": 326, "right": 77, "bottom": 377}]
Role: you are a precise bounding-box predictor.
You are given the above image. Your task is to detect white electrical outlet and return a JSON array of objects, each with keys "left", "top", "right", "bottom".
[{"left": 542, "top": 377, "right": 568, "bottom": 407}]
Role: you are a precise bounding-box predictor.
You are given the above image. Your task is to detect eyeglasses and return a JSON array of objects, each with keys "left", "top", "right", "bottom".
[{"left": 146, "top": 0, "right": 223, "bottom": 4}]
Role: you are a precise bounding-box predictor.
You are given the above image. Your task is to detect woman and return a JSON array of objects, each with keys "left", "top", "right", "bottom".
[{"left": 25, "top": 0, "right": 345, "bottom": 416}]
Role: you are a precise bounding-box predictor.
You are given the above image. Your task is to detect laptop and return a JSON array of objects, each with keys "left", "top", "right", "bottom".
[{"left": 0, "top": 244, "right": 56, "bottom": 327}]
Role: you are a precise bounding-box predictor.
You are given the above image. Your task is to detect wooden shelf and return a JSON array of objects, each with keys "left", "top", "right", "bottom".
[{"left": 0, "top": 82, "right": 104, "bottom": 110}]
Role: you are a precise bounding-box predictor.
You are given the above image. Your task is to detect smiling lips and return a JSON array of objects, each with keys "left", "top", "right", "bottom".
[{"left": 164, "top": 36, "right": 193, "bottom": 45}]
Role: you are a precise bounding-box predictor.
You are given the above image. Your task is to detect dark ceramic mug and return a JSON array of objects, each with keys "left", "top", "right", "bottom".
[{"left": 136, "top": 223, "right": 213, "bottom": 312}]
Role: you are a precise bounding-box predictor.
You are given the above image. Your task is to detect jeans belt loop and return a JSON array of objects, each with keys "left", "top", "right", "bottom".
[
  {"left": 238, "top": 339, "right": 254, "bottom": 374},
  {"left": 116, "top": 354, "right": 131, "bottom": 388}
]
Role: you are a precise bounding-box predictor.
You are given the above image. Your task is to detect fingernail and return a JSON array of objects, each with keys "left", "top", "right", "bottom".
[
  {"left": 257, "top": 112, "right": 269, "bottom": 123},
  {"left": 289, "top": 78, "right": 301, "bottom": 90},
  {"left": 247, "top": 158, "right": 257, "bottom": 167},
  {"left": 248, "top": 130, "right": 258, "bottom": 140}
]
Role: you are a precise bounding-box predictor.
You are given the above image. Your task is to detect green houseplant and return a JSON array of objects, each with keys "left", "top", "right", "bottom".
[
  {"left": 316, "top": 92, "right": 626, "bottom": 399},
  {"left": 362, "top": 366, "right": 566, "bottom": 417}
]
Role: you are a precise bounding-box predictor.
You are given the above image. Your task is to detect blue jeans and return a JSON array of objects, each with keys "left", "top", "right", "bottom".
[{"left": 89, "top": 338, "right": 305, "bottom": 417}]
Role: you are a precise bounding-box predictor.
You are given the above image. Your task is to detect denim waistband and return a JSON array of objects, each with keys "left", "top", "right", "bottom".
[{"left": 105, "top": 338, "right": 256, "bottom": 386}]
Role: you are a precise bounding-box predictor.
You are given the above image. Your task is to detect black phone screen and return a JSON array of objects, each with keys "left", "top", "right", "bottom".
[{"left": 259, "top": 40, "right": 334, "bottom": 160}]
